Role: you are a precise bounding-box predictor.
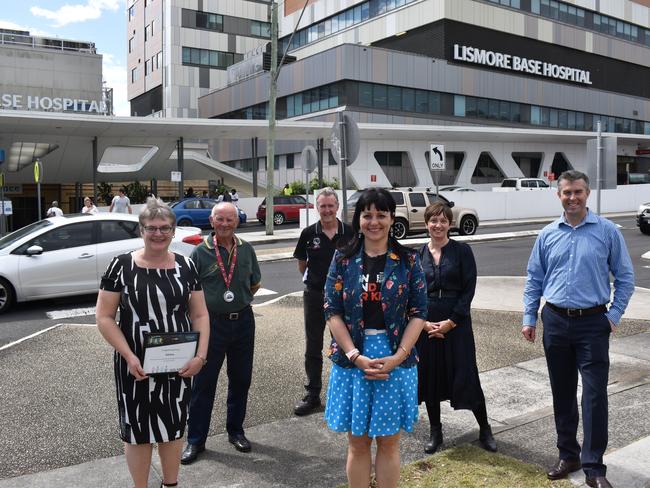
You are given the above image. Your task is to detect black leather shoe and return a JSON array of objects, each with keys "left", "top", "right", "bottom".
[
  {"left": 228, "top": 433, "right": 252, "bottom": 453},
  {"left": 547, "top": 458, "right": 582, "bottom": 480},
  {"left": 479, "top": 425, "right": 498, "bottom": 452},
  {"left": 294, "top": 395, "right": 321, "bottom": 416},
  {"left": 424, "top": 425, "right": 443, "bottom": 454},
  {"left": 180, "top": 444, "right": 205, "bottom": 465},
  {"left": 586, "top": 476, "right": 613, "bottom": 488}
]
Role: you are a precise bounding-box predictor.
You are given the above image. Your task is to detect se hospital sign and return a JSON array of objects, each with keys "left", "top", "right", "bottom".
[
  {"left": 453, "top": 44, "right": 592, "bottom": 85},
  {"left": 0, "top": 93, "right": 107, "bottom": 113}
]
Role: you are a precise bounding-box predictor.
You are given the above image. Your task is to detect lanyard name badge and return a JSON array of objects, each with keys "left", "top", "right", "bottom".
[{"left": 213, "top": 236, "right": 237, "bottom": 303}]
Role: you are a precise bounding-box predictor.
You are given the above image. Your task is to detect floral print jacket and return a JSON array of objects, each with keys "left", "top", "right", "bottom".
[{"left": 324, "top": 244, "right": 428, "bottom": 369}]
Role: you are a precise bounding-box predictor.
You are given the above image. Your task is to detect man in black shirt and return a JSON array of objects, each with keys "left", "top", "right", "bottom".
[{"left": 293, "top": 188, "right": 354, "bottom": 415}]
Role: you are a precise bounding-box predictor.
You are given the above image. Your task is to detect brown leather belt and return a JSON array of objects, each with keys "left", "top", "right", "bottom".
[{"left": 546, "top": 302, "right": 607, "bottom": 318}]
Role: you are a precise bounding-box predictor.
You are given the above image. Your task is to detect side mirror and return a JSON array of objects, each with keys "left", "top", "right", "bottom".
[
  {"left": 447, "top": 201, "right": 455, "bottom": 209},
  {"left": 26, "top": 245, "right": 44, "bottom": 256}
]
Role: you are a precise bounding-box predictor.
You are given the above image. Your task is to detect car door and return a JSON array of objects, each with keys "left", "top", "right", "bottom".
[
  {"left": 290, "top": 196, "right": 306, "bottom": 221},
  {"left": 407, "top": 192, "right": 428, "bottom": 231},
  {"left": 181, "top": 199, "right": 203, "bottom": 225},
  {"left": 96, "top": 219, "right": 143, "bottom": 283},
  {"left": 199, "top": 199, "right": 218, "bottom": 226},
  {"left": 16, "top": 221, "right": 97, "bottom": 299}
]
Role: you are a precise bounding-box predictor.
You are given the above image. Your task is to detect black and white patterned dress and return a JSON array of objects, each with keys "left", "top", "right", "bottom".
[{"left": 100, "top": 252, "right": 202, "bottom": 445}]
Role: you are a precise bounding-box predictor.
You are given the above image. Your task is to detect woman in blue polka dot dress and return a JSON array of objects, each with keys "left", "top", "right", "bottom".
[{"left": 323, "top": 189, "right": 428, "bottom": 488}]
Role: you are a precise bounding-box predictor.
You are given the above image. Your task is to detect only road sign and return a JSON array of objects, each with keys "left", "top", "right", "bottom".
[{"left": 430, "top": 144, "right": 445, "bottom": 170}]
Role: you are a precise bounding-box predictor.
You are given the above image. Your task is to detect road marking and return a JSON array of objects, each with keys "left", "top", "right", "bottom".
[
  {"left": 255, "top": 288, "right": 277, "bottom": 296},
  {"left": 46, "top": 307, "right": 97, "bottom": 320},
  {"left": 0, "top": 324, "right": 64, "bottom": 352},
  {"left": 254, "top": 291, "right": 302, "bottom": 307}
]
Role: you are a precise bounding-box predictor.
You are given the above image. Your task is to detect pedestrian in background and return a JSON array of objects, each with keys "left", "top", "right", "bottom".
[
  {"left": 416, "top": 202, "right": 496, "bottom": 455},
  {"left": 96, "top": 197, "right": 210, "bottom": 488},
  {"left": 81, "top": 196, "right": 98, "bottom": 215},
  {"left": 46, "top": 200, "right": 63, "bottom": 217},
  {"left": 324, "top": 188, "right": 427, "bottom": 488},
  {"left": 230, "top": 188, "right": 239, "bottom": 206},
  {"left": 292, "top": 188, "right": 353, "bottom": 416},
  {"left": 109, "top": 189, "right": 132, "bottom": 214},
  {"left": 522, "top": 170, "right": 634, "bottom": 488}
]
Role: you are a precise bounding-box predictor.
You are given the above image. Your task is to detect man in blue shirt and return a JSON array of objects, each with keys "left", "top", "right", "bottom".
[{"left": 522, "top": 170, "right": 634, "bottom": 488}]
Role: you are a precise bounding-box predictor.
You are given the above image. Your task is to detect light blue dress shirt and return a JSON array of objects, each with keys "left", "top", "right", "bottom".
[{"left": 523, "top": 210, "right": 634, "bottom": 326}]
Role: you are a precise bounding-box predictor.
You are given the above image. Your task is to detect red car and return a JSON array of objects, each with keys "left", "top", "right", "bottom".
[{"left": 256, "top": 195, "right": 313, "bottom": 225}]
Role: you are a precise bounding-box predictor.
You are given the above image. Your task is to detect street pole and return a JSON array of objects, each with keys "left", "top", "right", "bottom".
[
  {"left": 0, "top": 173, "right": 5, "bottom": 237},
  {"left": 596, "top": 120, "right": 602, "bottom": 215},
  {"left": 339, "top": 112, "right": 348, "bottom": 224},
  {"left": 265, "top": 0, "right": 278, "bottom": 235}
]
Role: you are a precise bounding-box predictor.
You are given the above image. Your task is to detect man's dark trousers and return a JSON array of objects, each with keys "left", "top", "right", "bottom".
[
  {"left": 541, "top": 305, "right": 611, "bottom": 478},
  {"left": 303, "top": 288, "right": 327, "bottom": 396},
  {"left": 187, "top": 306, "right": 255, "bottom": 445}
]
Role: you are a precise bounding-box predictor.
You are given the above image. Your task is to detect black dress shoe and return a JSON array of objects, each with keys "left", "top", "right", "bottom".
[
  {"left": 478, "top": 425, "right": 498, "bottom": 452},
  {"left": 547, "top": 458, "right": 582, "bottom": 480},
  {"left": 294, "top": 395, "right": 321, "bottom": 416},
  {"left": 180, "top": 444, "right": 205, "bottom": 465},
  {"left": 424, "top": 425, "right": 443, "bottom": 454},
  {"left": 228, "top": 433, "right": 252, "bottom": 453},
  {"left": 586, "top": 476, "right": 613, "bottom": 488}
]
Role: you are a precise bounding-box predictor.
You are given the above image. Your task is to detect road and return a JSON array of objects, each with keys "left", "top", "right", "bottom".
[{"left": 0, "top": 216, "right": 647, "bottom": 348}]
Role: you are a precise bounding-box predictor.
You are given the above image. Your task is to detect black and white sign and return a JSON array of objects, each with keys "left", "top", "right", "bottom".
[{"left": 429, "top": 144, "right": 445, "bottom": 171}]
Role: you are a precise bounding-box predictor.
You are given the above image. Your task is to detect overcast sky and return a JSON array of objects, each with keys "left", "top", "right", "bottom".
[{"left": 1, "top": 0, "right": 129, "bottom": 115}]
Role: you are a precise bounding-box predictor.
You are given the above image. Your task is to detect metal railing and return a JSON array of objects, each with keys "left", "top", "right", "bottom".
[{"left": 0, "top": 33, "right": 96, "bottom": 54}]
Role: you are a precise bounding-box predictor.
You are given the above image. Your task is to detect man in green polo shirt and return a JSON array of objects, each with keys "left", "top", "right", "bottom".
[{"left": 182, "top": 202, "right": 261, "bottom": 464}]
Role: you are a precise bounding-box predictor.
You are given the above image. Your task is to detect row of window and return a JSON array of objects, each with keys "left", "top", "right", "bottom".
[
  {"left": 218, "top": 79, "right": 650, "bottom": 136},
  {"left": 280, "top": 0, "right": 418, "bottom": 52},
  {"left": 184, "top": 8, "right": 270, "bottom": 39},
  {"left": 144, "top": 20, "right": 155, "bottom": 41},
  {"left": 181, "top": 47, "right": 243, "bottom": 70},
  {"left": 144, "top": 51, "right": 162, "bottom": 76}
]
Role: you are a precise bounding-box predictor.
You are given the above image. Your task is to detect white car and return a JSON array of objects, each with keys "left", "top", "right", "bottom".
[
  {"left": 0, "top": 213, "right": 202, "bottom": 313},
  {"left": 637, "top": 202, "right": 650, "bottom": 235}
]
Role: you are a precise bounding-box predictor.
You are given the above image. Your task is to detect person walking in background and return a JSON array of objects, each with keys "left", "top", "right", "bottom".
[
  {"left": 324, "top": 188, "right": 427, "bottom": 488},
  {"left": 292, "top": 188, "right": 353, "bottom": 416},
  {"left": 282, "top": 184, "right": 292, "bottom": 196},
  {"left": 96, "top": 198, "right": 210, "bottom": 488},
  {"left": 181, "top": 202, "right": 261, "bottom": 464},
  {"left": 81, "top": 197, "right": 98, "bottom": 215},
  {"left": 46, "top": 200, "right": 63, "bottom": 217},
  {"left": 230, "top": 188, "right": 239, "bottom": 206},
  {"left": 109, "top": 189, "right": 132, "bottom": 214},
  {"left": 522, "top": 170, "right": 634, "bottom": 488},
  {"left": 416, "top": 202, "right": 496, "bottom": 455}
]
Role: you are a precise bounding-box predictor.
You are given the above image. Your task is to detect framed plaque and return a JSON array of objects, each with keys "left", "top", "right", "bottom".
[{"left": 142, "top": 332, "right": 199, "bottom": 375}]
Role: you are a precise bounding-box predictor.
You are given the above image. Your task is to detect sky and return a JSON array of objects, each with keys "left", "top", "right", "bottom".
[{"left": 1, "top": 0, "right": 129, "bottom": 115}]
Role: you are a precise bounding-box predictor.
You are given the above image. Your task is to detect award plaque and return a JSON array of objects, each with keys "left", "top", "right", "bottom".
[{"left": 142, "top": 332, "right": 199, "bottom": 375}]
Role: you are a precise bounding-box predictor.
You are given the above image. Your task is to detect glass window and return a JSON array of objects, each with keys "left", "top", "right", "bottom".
[
  {"left": 541, "top": 107, "right": 550, "bottom": 126},
  {"left": 294, "top": 93, "right": 303, "bottom": 115},
  {"left": 331, "top": 15, "right": 339, "bottom": 32},
  {"left": 210, "top": 51, "right": 218, "bottom": 66},
  {"left": 311, "top": 89, "right": 320, "bottom": 112},
  {"left": 190, "top": 48, "right": 201, "bottom": 64},
  {"left": 415, "top": 90, "right": 428, "bottom": 113},
  {"left": 200, "top": 49, "right": 209, "bottom": 66},
  {"left": 576, "top": 112, "right": 585, "bottom": 130},
  {"left": 499, "top": 101, "right": 510, "bottom": 121},
  {"left": 145, "top": 59, "right": 150, "bottom": 75},
  {"left": 549, "top": 109, "right": 559, "bottom": 127},
  {"left": 30, "top": 222, "right": 95, "bottom": 252},
  {"left": 128, "top": 37, "right": 134, "bottom": 53},
  {"left": 511, "top": 103, "right": 521, "bottom": 122},
  {"left": 373, "top": 84, "right": 388, "bottom": 109},
  {"left": 402, "top": 88, "right": 414, "bottom": 112},
  {"left": 131, "top": 67, "right": 138, "bottom": 83},
  {"left": 388, "top": 86, "right": 401, "bottom": 110},
  {"left": 429, "top": 92, "right": 441, "bottom": 114},
  {"left": 477, "top": 98, "right": 488, "bottom": 118},
  {"left": 488, "top": 100, "right": 499, "bottom": 120},
  {"left": 287, "top": 153, "right": 294, "bottom": 169},
  {"left": 324, "top": 19, "right": 331, "bottom": 36},
  {"left": 286, "top": 96, "right": 294, "bottom": 118},
  {"left": 454, "top": 95, "right": 466, "bottom": 117},
  {"left": 558, "top": 110, "right": 568, "bottom": 128},
  {"left": 531, "top": 0, "right": 540, "bottom": 14},
  {"left": 471, "top": 152, "right": 505, "bottom": 184},
  {"left": 389, "top": 192, "right": 405, "bottom": 205},
  {"left": 182, "top": 47, "right": 190, "bottom": 64},
  {"left": 328, "top": 84, "right": 338, "bottom": 108},
  {"left": 568, "top": 111, "right": 576, "bottom": 130},
  {"left": 409, "top": 193, "right": 426, "bottom": 207},
  {"left": 361, "top": 2, "right": 370, "bottom": 20},
  {"left": 354, "top": 5, "right": 362, "bottom": 23},
  {"left": 319, "top": 86, "right": 329, "bottom": 111}
]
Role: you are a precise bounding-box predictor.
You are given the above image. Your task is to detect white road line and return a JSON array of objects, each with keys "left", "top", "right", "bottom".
[
  {"left": 46, "top": 307, "right": 97, "bottom": 320},
  {"left": 254, "top": 291, "right": 302, "bottom": 307},
  {"left": 255, "top": 288, "right": 278, "bottom": 296},
  {"left": 0, "top": 324, "right": 64, "bottom": 352}
]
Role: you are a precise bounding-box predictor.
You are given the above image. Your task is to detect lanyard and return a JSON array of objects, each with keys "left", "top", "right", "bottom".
[{"left": 213, "top": 235, "right": 237, "bottom": 290}]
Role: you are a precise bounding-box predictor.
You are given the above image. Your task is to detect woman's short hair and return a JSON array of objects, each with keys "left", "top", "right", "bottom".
[
  {"left": 350, "top": 188, "right": 396, "bottom": 234},
  {"left": 424, "top": 201, "right": 453, "bottom": 224},
  {"left": 138, "top": 197, "right": 176, "bottom": 228}
]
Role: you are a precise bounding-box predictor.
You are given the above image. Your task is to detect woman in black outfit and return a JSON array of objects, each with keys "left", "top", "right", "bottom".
[{"left": 416, "top": 202, "right": 497, "bottom": 454}]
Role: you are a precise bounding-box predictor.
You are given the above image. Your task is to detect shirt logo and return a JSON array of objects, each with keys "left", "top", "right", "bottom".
[
  {"left": 361, "top": 273, "right": 383, "bottom": 302},
  {"left": 311, "top": 237, "right": 321, "bottom": 249}
]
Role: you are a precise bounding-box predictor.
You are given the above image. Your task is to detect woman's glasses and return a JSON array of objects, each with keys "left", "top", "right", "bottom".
[{"left": 142, "top": 225, "right": 173, "bottom": 235}]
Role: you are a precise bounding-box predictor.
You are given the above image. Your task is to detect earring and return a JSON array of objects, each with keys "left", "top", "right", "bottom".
[{"left": 389, "top": 227, "right": 394, "bottom": 238}]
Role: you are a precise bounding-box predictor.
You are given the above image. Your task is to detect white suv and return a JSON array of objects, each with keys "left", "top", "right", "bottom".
[
  {"left": 637, "top": 202, "right": 650, "bottom": 235},
  {"left": 496, "top": 178, "right": 551, "bottom": 191}
]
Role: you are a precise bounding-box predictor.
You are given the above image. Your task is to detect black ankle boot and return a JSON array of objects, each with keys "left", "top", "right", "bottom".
[
  {"left": 424, "top": 424, "right": 443, "bottom": 454},
  {"left": 479, "top": 424, "right": 497, "bottom": 452}
]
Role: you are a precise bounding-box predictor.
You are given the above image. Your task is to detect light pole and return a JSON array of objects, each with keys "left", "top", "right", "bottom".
[{"left": 265, "top": 0, "right": 278, "bottom": 235}]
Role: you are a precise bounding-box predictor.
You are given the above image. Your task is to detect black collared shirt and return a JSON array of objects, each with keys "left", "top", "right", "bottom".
[{"left": 293, "top": 219, "right": 354, "bottom": 291}]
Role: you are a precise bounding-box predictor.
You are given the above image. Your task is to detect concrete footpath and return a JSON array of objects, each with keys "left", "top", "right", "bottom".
[{"left": 1, "top": 222, "right": 649, "bottom": 488}]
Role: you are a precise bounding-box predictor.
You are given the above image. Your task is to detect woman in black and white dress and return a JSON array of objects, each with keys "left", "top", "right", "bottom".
[{"left": 96, "top": 198, "right": 210, "bottom": 488}]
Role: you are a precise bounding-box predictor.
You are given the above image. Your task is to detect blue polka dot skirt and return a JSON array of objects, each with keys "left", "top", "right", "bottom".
[{"left": 325, "top": 333, "right": 419, "bottom": 438}]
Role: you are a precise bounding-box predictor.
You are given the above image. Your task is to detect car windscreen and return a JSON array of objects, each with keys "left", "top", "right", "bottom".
[
  {"left": 501, "top": 180, "right": 516, "bottom": 187},
  {"left": 0, "top": 220, "right": 53, "bottom": 251}
]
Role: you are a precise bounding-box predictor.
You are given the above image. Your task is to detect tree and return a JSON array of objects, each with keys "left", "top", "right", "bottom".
[{"left": 97, "top": 182, "right": 113, "bottom": 206}]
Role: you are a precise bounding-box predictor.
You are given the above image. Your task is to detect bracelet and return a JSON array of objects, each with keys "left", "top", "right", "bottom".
[
  {"left": 350, "top": 352, "right": 360, "bottom": 364},
  {"left": 448, "top": 319, "right": 457, "bottom": 329},
  {"left": 399, "top": 345, "right": 410, "bottom": 358},
  {"left": 196, "top": 354, "right": 207, "bottom": 366},
  {"left": 345, "top": 348, "right": 360, "bottom": 360}
]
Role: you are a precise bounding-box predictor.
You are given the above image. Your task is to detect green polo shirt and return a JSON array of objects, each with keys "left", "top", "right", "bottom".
[{"left": 190, "top": 233, "right": 261, "bottom": 315}]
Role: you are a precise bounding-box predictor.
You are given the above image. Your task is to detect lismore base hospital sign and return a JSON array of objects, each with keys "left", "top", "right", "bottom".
[
  {"left": 453, "top": 44, "right": 592, "bottom": 85},
  {"left": 1, "top": 93, "right": 107, "bottom": 114}
]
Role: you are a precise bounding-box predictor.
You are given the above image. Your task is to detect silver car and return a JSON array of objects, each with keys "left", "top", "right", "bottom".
[{"left": 0, "top": 213, "right": 202, "bottom": 314}]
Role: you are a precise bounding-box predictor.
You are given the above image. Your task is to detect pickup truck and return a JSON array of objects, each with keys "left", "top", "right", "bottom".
[{"left": 492, "top": 178, "right": 551, "bottom": 191}]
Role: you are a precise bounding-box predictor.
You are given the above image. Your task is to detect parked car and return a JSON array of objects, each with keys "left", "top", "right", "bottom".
[
  {"left": 0, "top": 213, "right": 202, "bottom": 314},
  {"left": 493, "top": 178, "right": 551, "bottom": 191},
  {"left": 637, "top": 202, "right": 650, "bottom": 235},
  {"left": 170, "top": 198, "right": 247, "bottom": 227},
  {"left": 256, "top": 195, "right": 313, "bottom": 225},
  {"left": 440, "top": 186, "right": 476, "bottom": 192},
  {"left": 347, "top": 187, "right": 479, "bottom": 238}
]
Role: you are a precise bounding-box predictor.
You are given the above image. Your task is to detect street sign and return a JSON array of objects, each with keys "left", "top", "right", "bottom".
[
  {"left": 1, "top": 200, "right": 12, "bottom": 215},
  {"left": 171, "top": 171, "right": 182, "bottom": 182},
  {"left": 301, "top": 145, "right": 318, "bottom": 172},
  {"left": 330, "top": 114, "right": 360, "bottom": 166},
  {"left": 34, "top": 160, "right": 42, "bottom": 183},
  {"left": 429, "top": 144, "right": 445, "bottom": 170}
]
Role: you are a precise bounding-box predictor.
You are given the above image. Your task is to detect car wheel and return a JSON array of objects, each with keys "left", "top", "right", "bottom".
[
  {"left": 273, "top": 212, "right": 285, "bottom": 225},
  {"left": 640, "top": 222, "right": 650, "bottom": 235},
  {"left": 459, "top": 215, "right": 478, "bottom": 236},
  {"left": 258, "top": 218, "right": 265, "bottom": 225},
  {"left": 177, "top": 218, "right": 192, "bottom": 227},
  {"left": 0, "top": 277, "right": 15, "bottom": 314},
  {"left": 392, "top": 218, "right": 408, "bottom": 239}
]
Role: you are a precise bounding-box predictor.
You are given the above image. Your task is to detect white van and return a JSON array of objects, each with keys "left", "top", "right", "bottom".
[{"left": 493, "top": 178, "right": 551, "bottom": 191}]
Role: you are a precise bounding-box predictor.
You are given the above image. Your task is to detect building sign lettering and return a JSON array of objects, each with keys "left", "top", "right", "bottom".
[
  {"left": 453, "top": 44, "right": 592, "bottom": 85},
  {"left": 0, "top": 93, "right": 107, "bottom": 113}
]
